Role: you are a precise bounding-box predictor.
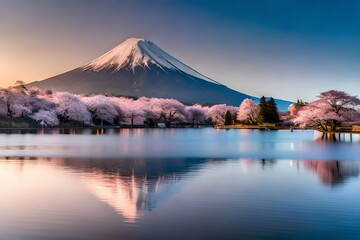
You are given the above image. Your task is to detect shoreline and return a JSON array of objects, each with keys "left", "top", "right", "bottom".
[
  {"left": 0, "top": 125, "right": 213, "bottom": 131},
  {"left": 214, "top": 124, "right": 360, "bottom": 134},
  {"left": 214, "top": 124, "right": 292, "bottom": 130},
  {"left": 0, "top": 125, "right": 359, "bottom": 135}
]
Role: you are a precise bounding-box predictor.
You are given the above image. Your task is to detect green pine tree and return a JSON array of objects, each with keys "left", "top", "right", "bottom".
[
  {"left": 266, "top": 97, "right": 279, "bottom": 123},
  {"left": 257, "top": 96, "right": 280, "bottom": 124},
  {"left": 257, "top": 96, "right": 267, "bottom": 123},
  {"left": 224, "top": 110, "right": 232, "bottom": 125}
]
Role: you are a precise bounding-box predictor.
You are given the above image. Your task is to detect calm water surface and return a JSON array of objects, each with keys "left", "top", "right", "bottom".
[{"left": 1, "top": 128, "right": 360, "bottom": 239}]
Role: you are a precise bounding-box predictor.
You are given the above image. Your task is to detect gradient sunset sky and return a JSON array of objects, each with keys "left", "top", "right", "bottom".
[{"left": 1, "top": 0, "right": 359, "bottom": 101}]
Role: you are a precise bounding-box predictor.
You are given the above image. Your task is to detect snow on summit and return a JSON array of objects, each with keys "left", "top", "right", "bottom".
[
  {"left": 83, "top": 38, "right": 148, "bottom": 71},
  {"left": 82, "top": 38, "right": 221, "bottom": 85}
]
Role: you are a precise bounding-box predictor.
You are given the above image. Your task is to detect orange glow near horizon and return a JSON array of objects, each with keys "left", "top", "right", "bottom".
[{"left": 0, "top": 44, "right": 93, "bottom": 88}]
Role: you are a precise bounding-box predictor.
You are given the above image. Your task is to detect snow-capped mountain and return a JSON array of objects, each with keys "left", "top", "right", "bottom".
[
  {"left": 82, "top": 38, "right": 221, "bottom": 85},
  {"left": 28, "top": 38, "right": 292, "bottom": 109}
]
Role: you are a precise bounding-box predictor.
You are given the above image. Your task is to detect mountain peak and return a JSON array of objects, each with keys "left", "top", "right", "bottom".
[
  {"left": 124, "top": 37, "right": 145, "bottom": 42},
  {"left": 82, "top": 37, "right": 221, "bottom": 85},
  {"left": 27, "top": 38, "right": 293, "bottom": 111},
  {"left": 82, "top": 37, "right": 149, "bottom": 72}
]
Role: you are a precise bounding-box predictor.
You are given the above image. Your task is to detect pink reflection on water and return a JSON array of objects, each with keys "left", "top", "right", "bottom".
[
  {"left": 302, "top": 160, "right": 359, "bottom": 186},
  {"left": 80, "top": 171, "right": 143, "bottom": 222}
]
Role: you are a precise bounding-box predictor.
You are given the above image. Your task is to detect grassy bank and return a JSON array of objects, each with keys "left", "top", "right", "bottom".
[
  {"left": 216, "top": 124, "right": 360, "bottom": 134},
  {"left": 214, "top": 124, "right": 292, "bottom": 130},
  {"left": 0, "top": 115, "right": 212, "bottom": 129},
  {"left": 0, "top": 115, "right": 39, "bottom": 128}
]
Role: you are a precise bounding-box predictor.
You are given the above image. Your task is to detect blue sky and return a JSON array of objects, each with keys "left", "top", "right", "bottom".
[{"left": 1, "top": 0, "right": 359, "bottom": 101}]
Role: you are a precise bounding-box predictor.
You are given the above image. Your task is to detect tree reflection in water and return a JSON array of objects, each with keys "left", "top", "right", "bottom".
[
  {"left": 259, "top": 159, "right": 277, "bottom": 169},
  {"left": 257, "top": 158, "right": 360, "bottom": 186},
  {"left": 303, "top": 160, "right": 359, "bottom": 186},
  {"left": 315, "top": 132, "right": 358, "bottom": 143},
  {"left": 2, "top": 156, "right": 359, "bottom": 224}
]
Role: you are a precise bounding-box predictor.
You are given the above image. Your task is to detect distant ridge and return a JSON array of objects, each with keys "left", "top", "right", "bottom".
[{"left": 28, "top": 38, "right": 292, "bottom": 110}]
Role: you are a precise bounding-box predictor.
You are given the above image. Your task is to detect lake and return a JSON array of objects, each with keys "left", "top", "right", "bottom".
[{"left": 1, "top": 128, "right": 360, "bottom": 239}]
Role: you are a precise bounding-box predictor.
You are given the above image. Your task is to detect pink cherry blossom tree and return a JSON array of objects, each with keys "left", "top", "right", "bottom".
[
  {"left": 109, "top": 97, "right": 127, "bottom": 124},
  {"left": 237, "top": 98, "right": 259, "bottom": 124},
  {"left": 9, "top": 102, "right": 32, "bottom": 117},
  {"left": 0, "top": 99, "right": 6, "bottom": 115},
  {"left": 147, "top": 98, "right": 187, "bottom": 127},
  {"left": 4, "top": 90, "right": 33, "bottom": 117},
  {"left": 116, "top": 97, "right": 145, "bottom": 126},
  {"left": 135, "top": 97, "right": 158, "bottom": 127},
  {"left": 53, "top": 92, "right": 91, "bottom": 125},
  {"left": 27, "top": 87, "right": 45, "bottom": 97},
  {"left": 0, "top": 89, "right": 16, "bottom": 116},
  {"left": 294, "top": 90, "right": 360, "bottom": 131},
  {"left": 185, "top": 104, "right": 209, "bottom": 127},
  {"left": 208, "top": 104, "right": 227, "bottom": 126},
  {"left": 208, "top": 104, "right": 239, "bottom": 126},
  {"left": 28, "top": 96, "right": 56, "bottom": 114},
  {"left": 0, "top": 88, "right": 53, "bottom": 118},
  {"left": 30, "top": 110, "right": 59, "bottom": 127},
  {"left": 226, "top": 105, "right": 239, "bottom": 123},
  {"left": 82, "top": 95, "right": 118, "bottom": 125}
]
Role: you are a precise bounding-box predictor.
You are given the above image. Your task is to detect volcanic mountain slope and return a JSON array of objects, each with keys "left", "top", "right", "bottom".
[{"left": 28, "top": 38, "right": 292, "bottom": 109}]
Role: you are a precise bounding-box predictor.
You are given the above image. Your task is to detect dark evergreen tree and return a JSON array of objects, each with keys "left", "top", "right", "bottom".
[
  {"left": 257, "top": 96, "right": 280, "bottom": 124},
  {"left": 224, "top": 110, "right": 232, "bottom": 125},
  {"left": 257, "top": 96, "right": 267, "bottom": 124},
  {"left": 266, "top": 97, "right": 279, "bottom": 123}
]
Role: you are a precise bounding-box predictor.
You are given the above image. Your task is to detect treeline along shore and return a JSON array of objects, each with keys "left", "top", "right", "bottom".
[{"left": 1, "top": 83, "right": 360, "bottom": 133}]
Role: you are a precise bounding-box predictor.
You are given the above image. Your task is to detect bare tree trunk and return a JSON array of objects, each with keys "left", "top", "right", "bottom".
[{"left": 318, "top": 123, "right": 327, "bottom": 132}]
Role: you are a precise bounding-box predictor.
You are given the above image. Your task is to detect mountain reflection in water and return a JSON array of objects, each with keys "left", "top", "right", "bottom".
[
  {"left": 59, "top": 158, "right": 216, "bottom": 222},
  {"left": 50, "top": 158, "right": 360, "bottom": 221},
  {"left": 70, "top": 158, "right": 360, "bottom": 220},
  {"left": 2, "top": 157, "right": 360, "bottom": 239}
]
